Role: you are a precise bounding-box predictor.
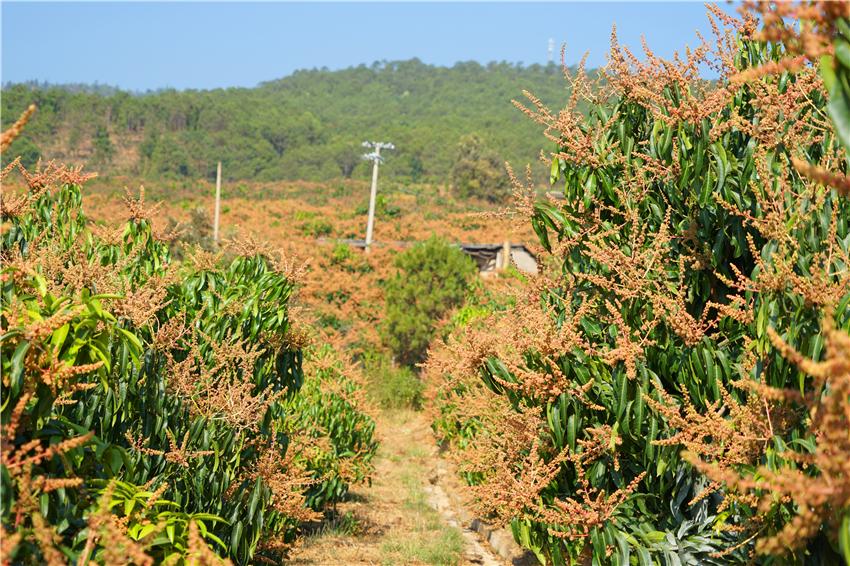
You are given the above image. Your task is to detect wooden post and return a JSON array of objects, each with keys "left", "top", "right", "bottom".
[
  {"left": 501, "top": 240, "right": 511, "bottom": 270},
  {"left": 213, "top": 161, "right": 222, "bottom": 245}
]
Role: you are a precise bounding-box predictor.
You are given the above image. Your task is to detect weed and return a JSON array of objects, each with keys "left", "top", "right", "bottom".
[
  {"left": 299, "top": 218, "right": 333, "bottom": 238},
  {"left": 362, "top": 353, "right": 424, "bottom": 410}
]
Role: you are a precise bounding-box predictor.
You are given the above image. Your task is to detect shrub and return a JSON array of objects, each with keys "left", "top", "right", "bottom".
[
  {"left": 167, "top": 206, "right": 215, "bottom": 260},
  {"left": 299, "top": 217, "right": 333, "bottom": 238},
  {"left": 330, "top": 242, "right": 354, "bottom": 265},
  {"left": 361, "top": 352, "right": 424, "bottom": 410},
  {"left": 284, "top": 345, "right": 378, "bottom": 507},
  {"left": 0, "top": 159, "right": 376, "bottom": 564},
  {"left": 333, "top": 183, "right": 352, "bottom": 198},
  {"left": 381, "top": 236, "right": 477, "bottom": 367},
  {"left": 355, "top": 194, "right": 402, "bottom": 218},
  {"left": 427, "top": 8, "right": 850, "bottom": 565}
]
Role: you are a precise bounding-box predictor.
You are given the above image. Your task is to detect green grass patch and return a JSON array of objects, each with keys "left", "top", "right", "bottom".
[
  {"left": 317, "top": 510, "right": 360, "bottom": 537},
  {"left": 380, "top": 469, "right": 464, "bottom": 565},
  {"left": 380, "top": 527, "right": 464, "bottom": 566},
  {"left": 362, "top": 353, "right": 423, "bottom": 410}
]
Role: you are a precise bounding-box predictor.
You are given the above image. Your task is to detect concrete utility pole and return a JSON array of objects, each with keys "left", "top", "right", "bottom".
[
  {"left": 213, "top": 161, "right": 222, "bottom": 245},
  {"left": 365, "top": 146, "right": 381, "bottom": 248},
  {"left": 362, "top": 141, "right": 394, "bottom": 252}
]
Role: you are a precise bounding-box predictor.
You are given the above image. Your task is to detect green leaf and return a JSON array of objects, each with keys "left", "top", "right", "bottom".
[
  {"left": 136, "top": 523, "right": 159, "bottom": 541},
  {"left": 230, "top": 520, "right": 244, "bottom": 555},
  {"left": 550, "top": 158, "right": 560, "bottom": 185},
  {"left": 50, "top": 323, "right": 71, "bottom": 351},
  {"left": 839, "top": 513, "right": 850, "bottom": 566},
  {"left": 9, "top": 341, "right": 30, "bottom": 397}
]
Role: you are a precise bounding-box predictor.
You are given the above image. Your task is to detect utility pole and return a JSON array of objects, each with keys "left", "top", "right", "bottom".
[
  {"left": 365, "top": 145, "right": 381, "bottom": 249},
  {"left": 361, "top": 141, "right": 394, "bottom": 252},
  {"left": 213, "top": 161, "right": 222, "bottom": 245}
]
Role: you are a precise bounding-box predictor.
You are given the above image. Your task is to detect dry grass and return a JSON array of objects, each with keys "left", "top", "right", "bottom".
[
  {"left": 0, "top": 175, "right": 536, "bottom": 354},
  {"left": 71, "top": 177, "right": 535, "bottom": 247}
]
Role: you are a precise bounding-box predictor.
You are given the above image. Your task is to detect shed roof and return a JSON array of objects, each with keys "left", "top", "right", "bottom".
[{"left": 326, "top": 238, "right": 535, "bottom": 258}]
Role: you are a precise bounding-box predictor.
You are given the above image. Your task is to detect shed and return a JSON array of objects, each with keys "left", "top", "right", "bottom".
[
  {"left": 458, "top": 243, "right": 538, "bottom": 275},
  {"left": 327, "top": 238, "right": 539, "bottom": 275}
]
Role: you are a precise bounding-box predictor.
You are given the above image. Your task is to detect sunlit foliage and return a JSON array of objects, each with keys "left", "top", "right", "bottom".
[
  {"left": 0, "top": 144, "right": 377, "bottom": 564},
  {"left": 427, "top": 5, "right": 850, "bottom": 564}
]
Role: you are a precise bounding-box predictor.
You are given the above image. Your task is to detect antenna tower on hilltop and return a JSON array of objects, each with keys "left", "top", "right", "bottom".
[{"left": 548, "top": 38, "right": 555, "bottom": 64}]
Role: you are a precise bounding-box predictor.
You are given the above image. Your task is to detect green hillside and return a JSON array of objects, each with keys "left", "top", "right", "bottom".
[{"left": 1, "top": 59, "right": 575, "bottom": 183}]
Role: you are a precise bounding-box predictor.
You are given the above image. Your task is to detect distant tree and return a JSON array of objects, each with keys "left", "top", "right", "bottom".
[
  {"left": 92, "top": 125, "right": 114, "bottom": 164},
  {"left": 449, "top": 134, "right": 510, "bottom": 203},
  {"left": 139, "top": 128, "right": 159, "bottom": 162},
  {"left": 329, "top": 141, "right": 361, "bottom": 178},
  {"left": 149, "top": 135, "right": 192, "bottom": 177},
  {"left": 408, "top": 153, "right": 425, "bottom": 182},
  {"left": 0, "top": 61, "right": 577, "bottom": 184},
  {"left": 261, "top": 123, "right": 289, "bottom": 157},
  {"left": 381, "top": 237, "right": 477, "bottom": 366},
  {"left": 1, "top": 137, "right": 40, "bottom": 169},
  {"left": 259, "top": 110, "right": 313, "bottom": 156},
  {"left": 67, "top": 126, "right": 82, "bottom": 153}
]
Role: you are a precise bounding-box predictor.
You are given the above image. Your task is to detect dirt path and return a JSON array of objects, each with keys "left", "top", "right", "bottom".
[{"left": 289, "top": 410, "right": 508, "bottom": 566}]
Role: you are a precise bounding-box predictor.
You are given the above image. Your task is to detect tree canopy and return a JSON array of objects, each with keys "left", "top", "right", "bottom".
[
  {"left": 450, "top": 133, "right": 512, "bottom": 202},
  {"left": 1, "top": 60, "right": 578, "bottom": 184},
  {"left": 382, "top": 236, "right": 478, "bottom": 367}
]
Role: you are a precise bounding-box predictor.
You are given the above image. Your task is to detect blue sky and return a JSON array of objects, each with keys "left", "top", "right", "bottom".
[{"left": 2, "top": 2, "right": 736, "bottom": 91}]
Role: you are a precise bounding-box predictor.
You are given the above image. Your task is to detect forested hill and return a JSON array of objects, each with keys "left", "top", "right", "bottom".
[{"left": 1, "top": 59, "right": 578, "bottom": 183}]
